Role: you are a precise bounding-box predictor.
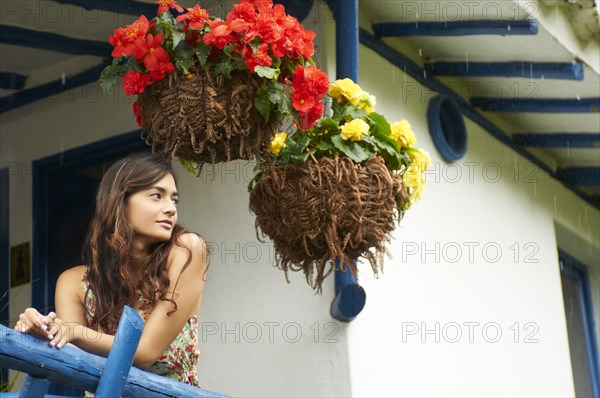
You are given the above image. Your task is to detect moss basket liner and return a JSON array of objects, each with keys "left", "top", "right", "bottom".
[
  {"left": 138, "top": 64, "right": 282, "bottom": 165},
  {"left": 249, "top": 155, "right": 409, "bottom": 293}
]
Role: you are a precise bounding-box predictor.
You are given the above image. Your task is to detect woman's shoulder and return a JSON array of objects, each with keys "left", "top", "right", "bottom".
[
  {"left": 58, "top": 265, "right": 88, "bottom": 283},
  {"left": 167, "top": 233, "right": 207, "bottom": 272},
  {"left": 172, "top": 232, "right": 206, "bottom": 256},
  {"left": 56, "top": 265, "right": 88, "bottom": 303}
]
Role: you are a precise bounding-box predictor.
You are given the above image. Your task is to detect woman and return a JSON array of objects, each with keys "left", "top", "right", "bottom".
[{"left": 14, "top": 152, "right": 207, "bottom": 386}]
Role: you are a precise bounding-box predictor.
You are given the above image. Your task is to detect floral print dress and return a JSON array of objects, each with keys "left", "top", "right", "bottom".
[{"left": 82, "top": 277, "right": 200, "bottom": 386}]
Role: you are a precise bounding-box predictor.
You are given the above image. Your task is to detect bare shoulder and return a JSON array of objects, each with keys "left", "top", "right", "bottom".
[
  {"left": 57, "top": 265, "right": 87, "bottom": 286},
  {"left": 173, "top": 232, "right": 206, "bottom": 257},
  {"left": 55, "top": 265, "right": 87, "bottom": 304},
  {"left": 168, "top": 233, "right": 207, "bottom": 272}
]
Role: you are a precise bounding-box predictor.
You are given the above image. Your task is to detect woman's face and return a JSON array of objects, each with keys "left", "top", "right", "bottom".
[{"left": 126, "top": 173, "right": 179, "bottom": 251}]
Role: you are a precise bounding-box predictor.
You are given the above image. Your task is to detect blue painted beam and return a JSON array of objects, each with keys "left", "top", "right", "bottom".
[
  {"left": 424, "top": 62, "right": 584, "bottom": 80},
  {"left": 0, "top": 25, "right": 112, "bottom": 57},
  {"left": 359, "top": 28, "right": 599, "bottom": 210},
  {"left": 0, "top": 72, "right": 27, "bottom": 89},
  {"left": 373, "top": 19, "right": 538, "bottom": 37},
  {"left": 513, "top": 133, "right": 600, "bottom": 148},
  {"left": 471, "top": 97, "right": 600, "bottom": 112},
  {"left": 0, "top": 322, "right": 228, "bottom": 397},
  {"left": 19, "top": 376, "right": 50, "bottom": 397},
  {"left": 52, "top": 0, "right": 156, "bottom": 17},
  {"left": 274, "top": 0, "right": 314, "bottom": 22},
  {"left": 0, "top": 63, "right": 108, "bottom": 113},
  {"left": 95, "top": 306, "right": 143, "bottom": 398},
  {"left": 556, "top": 168, "right": 600, "bottom": 187}
]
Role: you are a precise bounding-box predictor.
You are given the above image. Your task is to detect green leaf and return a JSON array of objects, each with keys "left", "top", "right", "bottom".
[
  {"left": 331, "top": 99, "right": 345, "bottom": 122},
  {"left": 346, "top": 106, "right": 368, "bottom": 120},
  {"left": 254, "top": 96, "right": 272, "bottom": 122},
  {"left": 99, "top": 64, "right": 122, "bottom": 94},
  {"left": 290, "top": 152, "right": 310, "bottom": 166},
  {"left": 331, "top": 135, "right": 374, "bottom": 163},
  {"left": 176, "top": 56, "right": 195, "bottom": 74},
  {"left": 213, "top": 59, "right": 235, "bottom": 77},
  {"left": 255, "top": 66, "right": 279, "bottom": 80},
  {"left": 263, "top": 82, "right": 285, "bottom": 104},
  {"left": 368, "top": 112, "right": 391, "bottom": 135},
  {"left": 125, "top": 57, "right": 144, "bottom": 72},
  {"left": 171, "top": 30, "right": 185, "bottom": 50},
  {"left": 174, "top": 45, "right": 195, "bottom": 73},
  {"left": 179, "top": 158, "right": 199, "bottom": 176},
  {"left": 195, "top": 42, "right": 210, "bottom": 68},
  {"left": 157, "top": 10, "right": 176, "bottom": 26},
  {"left": 316, "top": 140, "right": 335, "bottom": 150},
  {"left": 316, "top": 117, "right": 340, "bottom": 133}
]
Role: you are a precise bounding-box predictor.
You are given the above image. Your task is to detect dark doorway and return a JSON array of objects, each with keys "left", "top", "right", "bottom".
[
  {"left": 560, "top": 250, "right": 600, "bottom": 398},
  {"left": 31, "top": 130, "right": 148, "bottom": 395}
]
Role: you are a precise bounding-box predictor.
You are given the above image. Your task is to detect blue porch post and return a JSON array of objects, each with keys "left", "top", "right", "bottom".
[
  {"left": 325, "top": 0, "right": 365, "bottom": 322},
  {"left": 327, "top": 0, "right": 359, "bottom": 82}
]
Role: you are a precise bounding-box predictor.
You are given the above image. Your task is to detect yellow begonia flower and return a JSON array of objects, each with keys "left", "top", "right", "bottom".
[
  {"left": 270, "top": 132, "right": 287, "bottom": 155},
  {"left": 329, "top": 78, "right": 363, "bottom": 104},
  {"left": 408, "top": 148, "right": 431, "bottom": 171},
  {"left": 356, "top": 93, "right": 376, "bottom": 114},
  {"left": 340, "top": 118, "right": 370, "bottom": 141},
  {"left": 403, "top": 164, "right": 426, "bottom": 203},
  {"left": 390, "top": 119, "right": 417, "bottom": 148}
]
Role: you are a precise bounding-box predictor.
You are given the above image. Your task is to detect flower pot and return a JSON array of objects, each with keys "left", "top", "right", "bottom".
[
  {"left": 137, "top": 64, "right": 282, "bottom": 164},
  {"left": 249, "top": 155, "right": 409, "bottom": 292}
]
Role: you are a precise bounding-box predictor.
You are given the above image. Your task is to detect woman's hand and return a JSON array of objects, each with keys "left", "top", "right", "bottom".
[
  {"left": 14, "top": 308, "right": 80, "bottom": 349},
  {"left": 14, "top": 308, "right": 56, "bottom": 340},
  {"left": 46, "top": 316, "right": 81, "bottom": 349}
]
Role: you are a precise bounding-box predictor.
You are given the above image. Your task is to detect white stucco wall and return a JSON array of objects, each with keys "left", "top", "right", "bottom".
[
  {"left": 1, "top": 1, "right": 599, "bottom": 396},
  {"left": 347, "top": 45, "right": 598, "bottom": 397}
]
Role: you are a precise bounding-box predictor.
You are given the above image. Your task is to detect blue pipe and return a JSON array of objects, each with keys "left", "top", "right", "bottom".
[
  {"left": 330, "top": 260, "right": 366, "bottom": 322},
  {"left": 325, "top": 0, "right": 365, "bottom": 321}
]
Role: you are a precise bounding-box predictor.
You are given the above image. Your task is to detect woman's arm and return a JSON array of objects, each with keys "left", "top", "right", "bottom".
[{"left": 50, "top": 233, "right": 207, "bottom": 369}]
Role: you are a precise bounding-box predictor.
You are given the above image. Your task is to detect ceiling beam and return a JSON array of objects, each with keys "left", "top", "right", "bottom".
[
  {"left": 359, "top": 27, "right": 599, "bottom": 210},
  {"left": 512, "top": 133, "right": 600, "bottom": 148},
  {"left": 51, "top": 0, "right": 156, "bottom": 17},
  {"left": 471, "top": 97, "right": 600, "bottom": 112},
  {"left": 373, "top": 19, "right": 538, "bottom": 37},
  {"left": 0, "top": 63, "right": 108, "bottom": 113},
  {"left": 0, "top": 25, "right": 112, "bottom": 56},
  {"left": 0, "top": 72, "right": 27, "bottom": 89},
  {"left": 424, "top": 61, "right": 584, "bottom": 80},
  {"left": 556, "top": 168, "right": 600, "bottom": 187}
]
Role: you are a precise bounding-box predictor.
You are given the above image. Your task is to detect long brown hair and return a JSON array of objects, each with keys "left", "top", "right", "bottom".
[{"left": 83, "top": 152, "right": 200, "bottom": 334}]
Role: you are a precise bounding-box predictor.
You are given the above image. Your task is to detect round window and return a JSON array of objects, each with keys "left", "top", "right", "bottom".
[{"left": 427, "top": 95, "right": 467, "bottom": 161}]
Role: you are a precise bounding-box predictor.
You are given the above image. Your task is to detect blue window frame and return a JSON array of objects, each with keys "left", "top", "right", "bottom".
[
  {"left": 560, "top": 250, "right": 600, "bottom": 397},
  {"left": 1, "top": 168, "right": 9, "bottom": 384}
]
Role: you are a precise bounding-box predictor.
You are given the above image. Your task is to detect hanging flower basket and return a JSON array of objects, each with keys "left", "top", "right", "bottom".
[
  {"left": 136, "top": 64, "right": 280, "bottom": 164},
  {"left": 249, "top": 79, "right": 431, "bottom": 292},
  {"left": 250, "top": 155, "right": 409, "bottom": 291},
  {"left": 99, "top": 0, "right": 329, "bottom": 169}
]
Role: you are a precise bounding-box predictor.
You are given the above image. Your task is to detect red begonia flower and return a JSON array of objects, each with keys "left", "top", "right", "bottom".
[
  {"left": 131, "top": 34, "right": 170, "bottom": 71},
  {"left": 176, "top": 5, "right": 209, "bottom": 31},
  {"left": 148, "top": 60, "right": 175, "bottom": 81},
  {"left": 133, "top": 101, "right": 144, "bottom": 127},
  {"left": 298, "top": 102, "right": 324, "bottom": 130},
  {"left": 155, "top": 0, "right": 183, "bottom": 15},
  {"left": 122, "top": 71, "right": 151, "bottom": 96},
  {"left": 290, "top": 90, "right": 318, "bottom": 112},
  {"left": 244, "top": 43, "right": 272, "bottom": 72},
  {"left": 203, "top": 20, "right": 240, "bottom": 49}
]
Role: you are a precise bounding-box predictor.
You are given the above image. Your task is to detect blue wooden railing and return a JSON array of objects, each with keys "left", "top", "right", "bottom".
[{"left": 0, "top": 306, "right": 228, "bottom": 397}]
